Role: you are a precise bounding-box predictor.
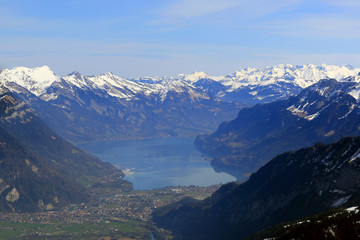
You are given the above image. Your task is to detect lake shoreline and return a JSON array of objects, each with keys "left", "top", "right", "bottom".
[{"left": 79, "top": 137, "right": 236, "bottom": 190}]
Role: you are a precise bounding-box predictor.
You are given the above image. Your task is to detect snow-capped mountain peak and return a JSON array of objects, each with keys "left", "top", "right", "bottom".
[
  {"left": 1, "top": 64, "right": 359, "bottom": 105},
  {"left": 0, "top": 65, "right": 60, "bottom": 96},
  {"left": 1, "top": 64, "right": 360, "bottom": 145},
  {"left": 286, "top": 78, "right": 360, "bottom": 124},
  {"left": 63, "top": 71, "right": 89, "bottom": 89},
  {"left": 63, "top": 71, "right": 146, "bottom": 100},
  {"left": 229, "top": 64, "right": 358, "bottom": 89},
  {"left": 178, "top": 71, "right": 225, "bottom": 83},
  {"left": 181, "top": 71, "right": 210, "bottom": 82}
]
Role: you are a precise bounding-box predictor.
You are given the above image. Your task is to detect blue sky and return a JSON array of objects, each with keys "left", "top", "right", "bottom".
[{"left": 0, "top": 0, "right": 359, "bottom": 77}]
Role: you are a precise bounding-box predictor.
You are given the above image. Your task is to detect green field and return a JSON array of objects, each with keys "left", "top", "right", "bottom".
[
  {"left": 0, "top": 219, "right": 151, "bottom": 240},
  {"left": 0, "top": 186, "right": 218, "bottom": 240}
]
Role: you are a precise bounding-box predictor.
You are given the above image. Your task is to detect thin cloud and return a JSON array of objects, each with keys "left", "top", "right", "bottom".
[
  {"left": 0, "top": 3, "right": 132, "bottom": 38},
  {"left": 0, "top": 14, "right": 50, "bottom": 31},
  {"left": 160, "top": 0, "right": 302, "bottom": 23},
  {"left": 1, "top": 1, "right": 359, "bottom": 77},
  {"left": 269, "top": 53, "right": 360, "bottom": 68},
  {"left": 325, "top": 0, "right": 360, "bottom": 7},
  {"left": 163, "top": 0, "right": 242, "bottom": 18},
  {"left": 269, "top": 15, "right": 360, "bottom": 39}
]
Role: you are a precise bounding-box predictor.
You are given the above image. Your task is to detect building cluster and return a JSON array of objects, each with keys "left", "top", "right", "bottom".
[{"left": 0, "top": 185, "right": 220, "bottom": 225}]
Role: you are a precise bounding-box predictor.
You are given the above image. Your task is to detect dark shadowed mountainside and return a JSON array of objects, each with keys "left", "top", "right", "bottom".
[
  {"left": 196, "top": 78, "right": 360, "bottom": 177},
  {"left": 154, "top": 136, "right": 360, "bottom": 240},
  {"left": 0, "top": 89, "right": 132, "bottom": 212}
]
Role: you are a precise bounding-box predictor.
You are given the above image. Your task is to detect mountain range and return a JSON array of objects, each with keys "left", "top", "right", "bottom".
[
  {"left": 0, "top": 64, "right": 358, "bottom": 143},
  {"left": 153, "top": 136, "right": 360, "bottom": 240},
  {"left": 151, "top": 66, "right": 360, "bottom": 239},
  {"left": 195, "top": 74, "right": 360, "bottom": 178},
  {"left": 1, "top": 63, "right": 359, "bottom": 215}
]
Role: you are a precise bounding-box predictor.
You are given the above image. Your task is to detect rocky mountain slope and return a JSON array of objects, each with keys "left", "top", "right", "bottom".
[
  {"left": 0, "top": 64, "right": 358, "bottom": 143},
  {"left": 248, "top": 206, "right": 360, "bottom": 240},
  {"left": 153, "top": 136, "right": 360, "bottom": 240},
  {"left": 195, "top": 75, "right": 360, "bottom": 178},
  {"left": 0, "top": 124, "right": 88, "bottom": 212},
  {"left": 0, "top": 88, "right": 131, "bottom": 212},
  {"left": 0, "top": 67, "right": 241, "bottom": 142}
]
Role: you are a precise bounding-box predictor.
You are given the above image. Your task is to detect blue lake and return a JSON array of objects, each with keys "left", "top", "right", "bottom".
[{"left": 79, "top": 138, "right": 236, "bottom": 190}]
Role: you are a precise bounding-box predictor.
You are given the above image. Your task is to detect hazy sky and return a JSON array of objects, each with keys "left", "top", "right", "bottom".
[{"left": 0, "top": 0, "right": 359, "bottom": 77}]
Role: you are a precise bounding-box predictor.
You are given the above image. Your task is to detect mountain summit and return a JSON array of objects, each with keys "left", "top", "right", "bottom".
[{"left": 0, "top": 66, "right": 60, "bottom": 96}]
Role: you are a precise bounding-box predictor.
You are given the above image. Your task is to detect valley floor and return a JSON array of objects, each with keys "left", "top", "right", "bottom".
[{"left": 0, "top": 185, "right": 219, "bottom": 240}]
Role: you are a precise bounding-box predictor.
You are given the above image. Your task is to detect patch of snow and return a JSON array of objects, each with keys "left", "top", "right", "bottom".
[
  {"left": 349, "top": 148, "right": 360, "bottom": 163},
  {"left": 305, "top": 112, "right": 320, "bottom": 121},
  {"left": 346, "top": 206, "right": 359, "bottom": 213},
  {"left": 349, "top": 85, "right": 360, "bottom": 100},
  {"left": 287, "top": 105, "right": 307, "bottom": 117},
  {"left": 40, "top": 93, "right": 59, "bottom": 101},
  {"left": 330, "top": 189, "right": 345, "bottom": 194},
  {"left": 324, "top": 130, "right": 335, "bottom": 137},
  {"left": 341, "top": 144, "right": 352, "bottom": 157},
  {"left": 181, "top": 71, "right": 223, "bottom": 82},
  {"left": 296, "top": 220, "right": 311, "bottom": 225},
  {"left": 326, "top": 227, "right": 336, "bottom": 237},
  {"left": 331, "top": 196, "right": 351, "bottom": 207},
  {"left": 338, "top": 104, "right": 355, "bottom": 120}
]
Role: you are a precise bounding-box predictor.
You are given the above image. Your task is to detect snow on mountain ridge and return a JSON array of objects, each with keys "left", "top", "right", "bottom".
[
  {"left": 0, "top": 65, "right": 60, "bottom": 96},
  {"left": 157, "top": 79, "right": 209, "bottom": 102},
  {"left": 179, "top": 71, "right": 224, "bottom": 83},
  {"left": 287, "top": 79, "right": 360, "bottom": 122},
  {"left": 223, "top": 64, "right": 360, "bottom": 90},
  {"left": 64, "top": 71, "right": 90, "bottom": 89},
  {"left": 349, "top": 85, "right": 360, "bottom": 100},
  {"left": 62, "top": 71, "right": 209, "bottom": 101},
  {"left": 62, "top": 72, "right": 154, "bottom": 100},
  {"left": 1, "top": 64, "right": 359, "bottom": 102}
]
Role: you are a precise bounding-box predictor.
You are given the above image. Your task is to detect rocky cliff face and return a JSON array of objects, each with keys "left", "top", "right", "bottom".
[{"left": 154, "top": 136, "right": 360, "bottom": 240}]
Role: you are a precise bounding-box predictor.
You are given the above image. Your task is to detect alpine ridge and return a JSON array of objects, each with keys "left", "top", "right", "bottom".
[
  {"left": 1, "top": 64, "right": 359, "bottom": 103},
  {"left": 0, "top": 64, "right": 358, "bottom": 143},
  {"left": 195, "top": 76, "right": 360, "bottom": 178}
]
